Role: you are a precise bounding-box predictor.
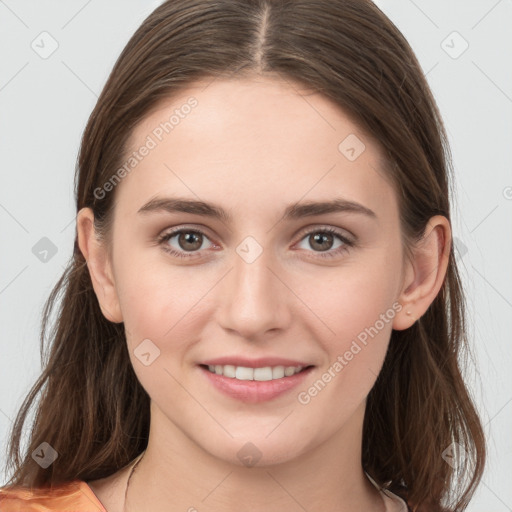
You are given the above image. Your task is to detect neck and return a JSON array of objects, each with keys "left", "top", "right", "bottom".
[{"left": 124, "top": 401, "right": 385, "bottom": 512}]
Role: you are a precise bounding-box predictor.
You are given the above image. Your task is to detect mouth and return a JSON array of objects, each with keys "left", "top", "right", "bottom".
[
  {"left": 199, "top": 363, "right": 314, "bottom": 380},
  {"left": 198, "top": 363, "right": 315, "bottom": 403}
]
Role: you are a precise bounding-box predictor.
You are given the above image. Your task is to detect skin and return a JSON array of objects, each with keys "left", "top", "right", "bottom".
[{"left": 77, "top": 74, "right": 451, "bottom": 512}]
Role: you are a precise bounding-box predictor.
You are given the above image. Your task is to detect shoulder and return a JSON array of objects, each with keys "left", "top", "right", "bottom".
[{"left": 0, "top": 480, "right": 106, "bottom": 512}]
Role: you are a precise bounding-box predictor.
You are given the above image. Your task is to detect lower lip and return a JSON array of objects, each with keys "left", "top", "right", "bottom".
[{"left": 199, "top": 365, "right": 314, "bottom": 404}]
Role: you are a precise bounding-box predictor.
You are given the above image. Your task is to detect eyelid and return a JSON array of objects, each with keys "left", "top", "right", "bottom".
[
  {"left": 294, "top": 223, "right": 355, "bottom": 242},
  {"left": 159, "top": 224, "right": 218, "bottom": 242}
]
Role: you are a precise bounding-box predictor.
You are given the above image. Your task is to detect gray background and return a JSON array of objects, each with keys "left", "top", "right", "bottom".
[{"left": 1, "top": 1, "right": 511, "bottom": 510}]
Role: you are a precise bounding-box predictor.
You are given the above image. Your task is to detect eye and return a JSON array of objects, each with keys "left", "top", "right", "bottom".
[
  {"left": 157, "top": 226, "right": 355, "bottom": 260},
  {"left": 157, "top": 227, "right": 215, "bottom": 259},
  {"left": 295, "top": 227, "right": 354, "bottom": 259}
]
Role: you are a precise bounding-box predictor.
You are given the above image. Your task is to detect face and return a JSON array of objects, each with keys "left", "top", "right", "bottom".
[{"left": 86, "top": 75, "right": 411, "bottom": 466}]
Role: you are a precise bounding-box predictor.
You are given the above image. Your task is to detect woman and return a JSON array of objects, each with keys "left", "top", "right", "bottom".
[{"left": 0, "top": 0, "right": 486, "bottom": 511}]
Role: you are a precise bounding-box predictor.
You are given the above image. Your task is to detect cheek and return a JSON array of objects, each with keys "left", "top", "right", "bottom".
[
  {"left": 301, "top": 250, "right": 400, "bottom": 386},
  {"left": 113, "top": 249, "right": 217, "bottom": 355},
  {"left": 309, "top": 263, "right": 398, "bottom": 341},
  {"left": 115, "top": 264, "right": 171, "bottom": 335},
  {"left": 297, "top": 285, "right": 395, "bottom": 424}
]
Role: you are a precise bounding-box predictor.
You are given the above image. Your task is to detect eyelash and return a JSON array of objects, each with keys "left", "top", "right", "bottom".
[{"left": 157, "top": 226, "right": 355, "bottom": 260}]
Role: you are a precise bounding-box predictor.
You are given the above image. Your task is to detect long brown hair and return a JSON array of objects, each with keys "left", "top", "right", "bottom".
[{"left": 2, "top": 1, "right": 485, "bottom": 510}]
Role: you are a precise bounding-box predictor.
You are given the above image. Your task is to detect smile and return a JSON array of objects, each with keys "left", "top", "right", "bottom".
[
  {"left": 205, "top": 364, "right": 306, "bottom": 381},
  {"left": 199, "top": 364, "right": 315, "bottom": 403}
]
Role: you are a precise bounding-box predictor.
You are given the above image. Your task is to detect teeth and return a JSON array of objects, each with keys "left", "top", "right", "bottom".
[
  {"left": 223, "top": 364, "right": 236, "bottom": 378},
  {"left": 206, "top": 364, "right": 304, "bottom": 380},
  {"left": 236, "top": 366, "right": 254, "bottom": 380},
  {"left": 272, "top": 366, "right": 285, "bottom": 379},
  {"left": 284, "top": 366, "right": 296, "bottom": 377}
]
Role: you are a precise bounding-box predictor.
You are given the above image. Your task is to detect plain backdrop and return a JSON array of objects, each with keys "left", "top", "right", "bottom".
[{"left": 0, "top": 1, "right": 511, "bottom": 510}]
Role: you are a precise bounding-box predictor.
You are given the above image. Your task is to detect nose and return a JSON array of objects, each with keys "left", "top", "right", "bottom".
[{"left": 216, "top": 244, "right": 292, "bottom": 340}]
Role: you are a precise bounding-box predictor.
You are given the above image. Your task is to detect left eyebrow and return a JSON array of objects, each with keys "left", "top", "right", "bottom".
[
  {"left": 137, "top": 196, "right": 377, "bottom": 223},
  {"left": 283, "top": 198, "right": 377, "bottom": 220}
]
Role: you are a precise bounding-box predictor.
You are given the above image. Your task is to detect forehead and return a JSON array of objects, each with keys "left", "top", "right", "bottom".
[{"left": 115, "top": 75, "right": 396, "bottom": 223}]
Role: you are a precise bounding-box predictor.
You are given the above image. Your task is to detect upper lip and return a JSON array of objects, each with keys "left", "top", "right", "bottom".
[{"left": 200, "top": 356, "right": 314, "bottom": 368}]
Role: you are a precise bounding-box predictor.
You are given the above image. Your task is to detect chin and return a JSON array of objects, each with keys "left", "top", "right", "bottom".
[{"left": 203, "top": 434, "right": 308, "bottom": 469}]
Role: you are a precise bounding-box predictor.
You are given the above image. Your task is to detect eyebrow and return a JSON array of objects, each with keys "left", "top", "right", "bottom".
[{"left": 137, "top": 196, "right": 377, "bottom": 222}]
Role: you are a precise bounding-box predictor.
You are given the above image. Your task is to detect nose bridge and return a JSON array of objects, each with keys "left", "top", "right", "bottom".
[{"left": 218, "top": 238, "right": 288, "bottom": 337}]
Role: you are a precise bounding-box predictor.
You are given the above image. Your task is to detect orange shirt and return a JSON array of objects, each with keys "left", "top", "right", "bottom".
[
  {"left": 0, "top": 480, "right": 107, "bottom": 512},
  {"left": 0, "top": 477, "right": 410, "bottom": 511}
]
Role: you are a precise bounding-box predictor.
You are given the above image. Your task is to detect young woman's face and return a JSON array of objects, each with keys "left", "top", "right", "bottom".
[{"left": 97, "top": 75, "right": 410, "bottom": 466}]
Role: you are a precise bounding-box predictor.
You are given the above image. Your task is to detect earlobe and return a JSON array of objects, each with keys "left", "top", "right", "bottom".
[
  {"left": 393, "top": 215, "right": 451, "bottom": 331},
  {"left": 76, "top": 207, "right": 123, "bottom": 323}
]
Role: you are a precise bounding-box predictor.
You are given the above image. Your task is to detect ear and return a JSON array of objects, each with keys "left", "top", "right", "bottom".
[
  {"left": 76, "top": 207, "right": 123, "bottom": 323},
  {"left": 392, "top": 215, "right": 451, "bottom": 330}
]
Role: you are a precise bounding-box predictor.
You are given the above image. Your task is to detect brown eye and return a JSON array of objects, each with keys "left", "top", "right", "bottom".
[
  {"left": 158, "top": 228, "right": 214, "bottom": 259},
  {"left": 309, "top": 232, "right": 335, "bottom": 252},
  {"left": 177, "top": 231, "right": 203, "bottom": 251},
  {"left": 295, "top": 227, "right": 354, "bottom": 259}
]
